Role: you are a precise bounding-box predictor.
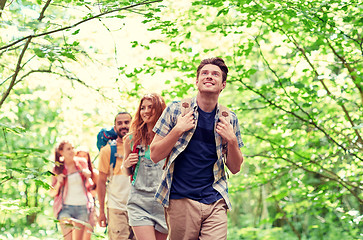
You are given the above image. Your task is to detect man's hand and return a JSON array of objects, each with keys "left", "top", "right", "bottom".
[
  {"left": 216, "top": 117, "right": 235, "bottom": 143},
  {"left": 98, "top": 211, "right": 107, "bottom": 227},
  {"left": 97, "top": 172, "right": 108, "bottom": 227},
  {"left": 216, "top": 117, "right": 243, "bottom": 174},
  {"left": 150, "top": 111, "right": 196, "bottom": 163},
  {"left": 175, "top": 111, "right": 195, "bottom": 133}
]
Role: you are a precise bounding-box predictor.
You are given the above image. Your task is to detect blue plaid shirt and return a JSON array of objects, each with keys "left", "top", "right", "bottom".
[{"left": 153, "top": 97, "right": 244, "bottom": 209}]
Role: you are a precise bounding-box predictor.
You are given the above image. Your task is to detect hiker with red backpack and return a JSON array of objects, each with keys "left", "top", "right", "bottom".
[
  {"left": 122, "top": 93, "right": 168, "bottom": 240},
  {"left": 150, "top": 57, "right": 244, "bottom": 239},
  {"left": 50, "top": 140, "right": 94, "bottom": 240},
  {"left": 97, "top": 112, "right": 135, "bottom": 239}
]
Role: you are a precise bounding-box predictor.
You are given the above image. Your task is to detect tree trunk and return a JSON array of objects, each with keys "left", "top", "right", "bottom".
[{"left": 0, "top": 0, "right": 7, "bottom": 17}]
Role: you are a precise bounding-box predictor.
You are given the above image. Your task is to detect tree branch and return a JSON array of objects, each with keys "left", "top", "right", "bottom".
[
  {"left": 0, "top": 0, "right": 162, "bottom": 51},
  {"left": 270, "top": 183, "right": 302, "bottom": 240},
  {"left": 253, "top": 149, "right": 363, "bottom": 205},
  {"left": 0, "top": 0, "right": 6, "bottom": 17},
  {"left": 0, "top": 176, "right": 14, "bottom": 185},
  {"left": 256, "top": 14, "right": 362, "bottom": 146},
  {"left": 0, "top": 0, "right": 161, "bottom": 110},
  {"left": 237, "top": 78, "right": 363, "bottom": 162},
  {"left": 326, "top": 39, "right": 363, "bottom": 106},
  {"left": 285, "top": 34, "right": 363, "bottom": 145},
  {"left": 242, "top": 125, "right": 362, "bottom": 190},
  {"left": 15, "top": 69, "right": 52, "bottom": 85},
  {"left": 1, "top": 0, "right": 52, "bottom": 108},
  {"left": 37, "top": 0, "right": 52, "bottom": 21},
  {"left": 284, "top": 1, "right": 363, "bottom": 53},
  {"left": 254, "top": 37, "right": 317, "bottom": 123},
  {"left": 0, "top": 37, "right": 32, "bottom": 108}
]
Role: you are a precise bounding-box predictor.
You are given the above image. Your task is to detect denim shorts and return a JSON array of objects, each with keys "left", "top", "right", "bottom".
[
  {"left": 58, "top": 204, "right": 89, "bottom": 222},
  {"left": 127, "top": 188, "right": 168, "bottom": 234}
]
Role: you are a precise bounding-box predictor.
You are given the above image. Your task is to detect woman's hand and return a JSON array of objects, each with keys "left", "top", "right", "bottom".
[
  {"left": 124, "top": 153, "right": 139, "bottom": 169},
  {"left": 56, "top": 173, "right": 65, "bottom": 185},
  {"left": 50, "top": 174, "right": 65, "bottom": 197},
  {"left": 81, "top": 168, "right": 91, "bottom": 178}
]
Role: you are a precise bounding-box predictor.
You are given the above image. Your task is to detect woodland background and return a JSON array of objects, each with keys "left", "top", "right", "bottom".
[{"left": 0, "top": 0, "right": 362, "bottom": 239}]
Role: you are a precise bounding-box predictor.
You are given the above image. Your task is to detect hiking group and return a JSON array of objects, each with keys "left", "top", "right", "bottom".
[{"left": 50, "top": 57, "right": 244, "bottom": 240}]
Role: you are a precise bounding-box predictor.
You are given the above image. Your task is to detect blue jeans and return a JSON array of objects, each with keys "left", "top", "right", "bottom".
[{"left": 58, "top": 204, "right": 89, "bottom": 222}]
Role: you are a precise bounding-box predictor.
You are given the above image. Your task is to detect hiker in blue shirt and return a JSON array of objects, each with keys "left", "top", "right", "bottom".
[{"left": 150, "top": 57, "right": 244, "bottom": 240}]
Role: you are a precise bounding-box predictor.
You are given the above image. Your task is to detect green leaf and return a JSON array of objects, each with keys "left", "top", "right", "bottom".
[
  {"left": 186, "top": 32, "right": 191, "bottom": 39},
  {"left": 33, "top": 48, "right": 46, "bottom": 58},
  {"left": 72, "top": 29, "right": 80, "bottom": 35}
]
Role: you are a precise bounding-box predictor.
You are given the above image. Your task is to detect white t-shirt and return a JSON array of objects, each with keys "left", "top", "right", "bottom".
[{"left": 64, "top": 172, "right": 88, "bottom": 205}]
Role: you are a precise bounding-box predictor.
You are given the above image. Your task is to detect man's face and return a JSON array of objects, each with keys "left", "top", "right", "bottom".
[
  {"left": 114, "top": 114, "right": 131, "bottom": 138},
  {"left": 196, "top": 64, "right": 226, "bottom": 94}
]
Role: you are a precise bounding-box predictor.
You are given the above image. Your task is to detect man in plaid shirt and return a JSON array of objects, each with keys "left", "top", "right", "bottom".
[{"left": 150, "top": 57, "right": 244, "bottom": 240}]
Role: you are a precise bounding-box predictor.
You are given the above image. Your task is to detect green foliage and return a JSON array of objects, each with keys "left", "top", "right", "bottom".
[
  {"left": 139, "top": 0, "right": 363, "bottom": 239},
  {"left": 0, "top": 86, "right": 63, "bottom": 238},
  {"left": 1, "top": 0, "right": 164, "bottom": 237},
  {"left": 1, "top": 0, "right": 362, "bottom": 238}
]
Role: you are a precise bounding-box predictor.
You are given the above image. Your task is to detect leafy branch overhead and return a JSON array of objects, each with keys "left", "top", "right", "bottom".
[{"left": 0, "top": 0, "right": 163, "bottom": 108}]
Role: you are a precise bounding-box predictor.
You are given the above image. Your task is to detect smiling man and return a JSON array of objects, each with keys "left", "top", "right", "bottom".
[
  {"left": 97, "top": 112, "right": 135, "bottom": 239},
  {"left": 150, "top": 57, "right": 244, "bottom": 240}
]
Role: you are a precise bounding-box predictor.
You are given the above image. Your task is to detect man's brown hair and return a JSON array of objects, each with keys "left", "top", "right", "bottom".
[{"left": 197, "top": 57, "right": 229, "bottom": 82}]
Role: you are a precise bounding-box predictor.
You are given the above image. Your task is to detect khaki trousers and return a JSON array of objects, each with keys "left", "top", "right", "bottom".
[
  {"left": 107, "top": 208, "right": 135, "bottom": 240},
  {"left": 165, "top": 198, "right": 228, "bottom": 240}
]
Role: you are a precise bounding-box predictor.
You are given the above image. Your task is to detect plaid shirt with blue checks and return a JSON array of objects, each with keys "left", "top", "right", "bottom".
[{"left": 153, "top": 97, "right": 244, "bottom": 209}]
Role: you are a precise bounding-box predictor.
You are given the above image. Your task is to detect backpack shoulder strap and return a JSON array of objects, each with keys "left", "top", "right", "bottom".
[
  {"left": 180, "top": 98, "right": 231, "bottom": 123},
  {"left": 218, "top": 104, "right": 232, "bottom": 178},
  {"left": 218, "top": 104, "right": 231, "bottom": 124},
  {"left": 108, "top": 140, "right": 117, "bottom": 169},
  {"left": 180, "top": 98, "right": 192, "bottom": 116},
  {"left": 130, "top": 141, "right": 141, "bottom": 183},
  {"left": 163, "top": 98, "right": 191, "bottom": 170}
]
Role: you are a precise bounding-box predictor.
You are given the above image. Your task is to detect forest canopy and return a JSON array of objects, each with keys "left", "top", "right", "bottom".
[{"left": 0, "top": 0, "right": 362, "bottom": 239}]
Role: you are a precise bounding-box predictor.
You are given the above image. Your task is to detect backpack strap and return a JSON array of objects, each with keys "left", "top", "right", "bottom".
[
  {"left": 180, "top": 98, "right": 231, "bottom": 123},
  {"left": 218, "top": 105, "right": 231, "bottom": 155},
  {"left": 218, "top": 104, "right": 231, "bottom": 178},
  {"left": 109, "top": 140, "right": 117, "bottom": 169},
  {"left": 162, "top": 99, "right": 232, "bottom": 171},
  {"left": 162, "top": 98, "right": 191, "bottom": 170},
  {"left": 218, "top": 104, "right": 231, "bottom": 124},
  {"left": 130, "top": 141, "right": 141, "bottom": 183},
  {"left": 180, "top": 98, "right": 192, "bottom": 116}
]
